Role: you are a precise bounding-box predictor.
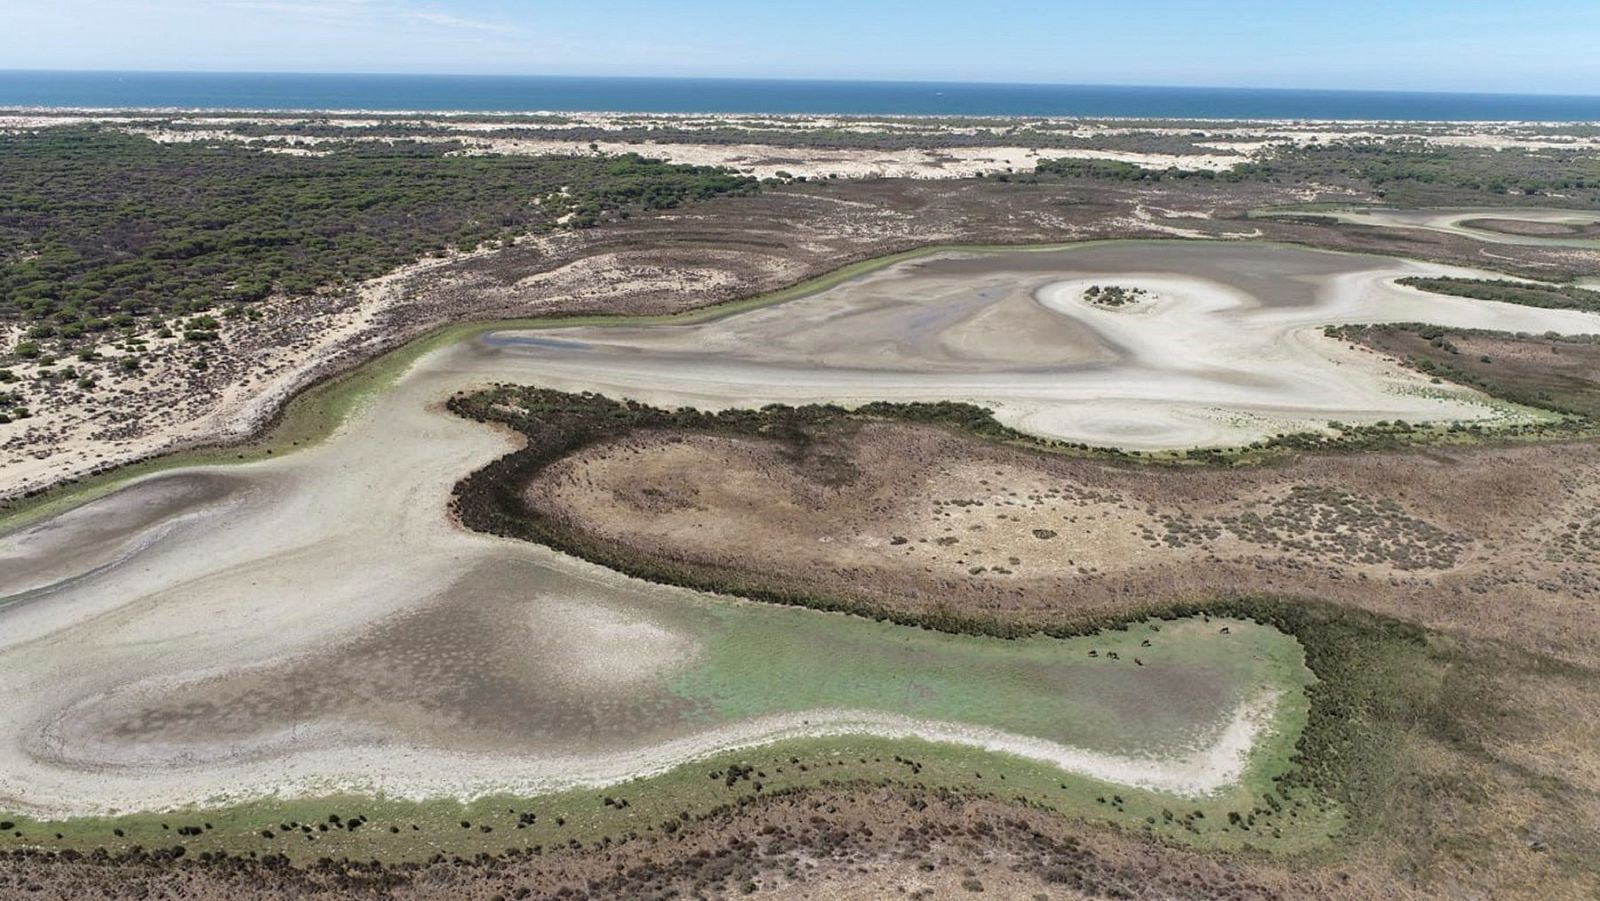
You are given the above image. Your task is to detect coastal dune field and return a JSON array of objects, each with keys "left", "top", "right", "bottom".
[{"left": 2, "top": 240, "right": 1598, "bottom": 848}]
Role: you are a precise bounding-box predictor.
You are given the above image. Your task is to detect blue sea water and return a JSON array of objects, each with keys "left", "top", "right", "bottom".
[{"left": 2, "top": 71, "right": 1599, "bottom": 121}]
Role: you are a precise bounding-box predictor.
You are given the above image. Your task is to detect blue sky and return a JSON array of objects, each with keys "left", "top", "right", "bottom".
[{"left": 3, "top": 0, "right": 1599, "bottom": 94}]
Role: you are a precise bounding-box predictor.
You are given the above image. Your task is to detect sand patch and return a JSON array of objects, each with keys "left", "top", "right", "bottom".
[{"left": 534, "top": 597, "right": 701, "bottom": 690}]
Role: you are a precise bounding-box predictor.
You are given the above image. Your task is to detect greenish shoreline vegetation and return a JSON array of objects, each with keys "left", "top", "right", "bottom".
[{"left": 1, "top": 610, "right": 1330, "bottom": 864}]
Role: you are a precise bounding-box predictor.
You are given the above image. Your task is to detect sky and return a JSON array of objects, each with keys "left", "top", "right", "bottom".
[{"left": 3, "top": 0, "right": 1599, "bottom": 95}]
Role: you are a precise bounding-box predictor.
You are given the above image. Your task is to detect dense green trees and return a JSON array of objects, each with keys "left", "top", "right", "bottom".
[
  {"left": 0, "top": 128, "right": 758, "bottom": 346},
  {"left": 1038, "top": 137, "right": 1600, "bottom": 205},
  {"left": 1251, "top": 137, "right": 1600, "bottom": 197},
  {"left": 1033, "top": 157, "right": 1215, "bottom": 181}
]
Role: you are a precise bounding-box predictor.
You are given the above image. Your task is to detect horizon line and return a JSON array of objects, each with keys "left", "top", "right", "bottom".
[{"left": 4, "top": 68, "right": 1600, "bottom": 102}]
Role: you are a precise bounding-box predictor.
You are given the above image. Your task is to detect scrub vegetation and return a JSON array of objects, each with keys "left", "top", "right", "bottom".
[
  {"left": 445, "top": 387, "right": 1511, "bottom": 619},
  {"left": 1038, "top": 137, "right": 1600, "bottom": 206},
  {"left": 0, "top": 128, "right": 757, "bottom": 351},
  {"left": 1396, "top": 275, "right": 1600, "bottom": 312},
  {"left": 1231, "top": 138, "right": 1600, "bottom": 202},
  {"left": 1033, "top": 157, "right": 1218, "bottom": 181},
  {"left": 1329, "top": 323, "right": 1600, "bottom": 418}
]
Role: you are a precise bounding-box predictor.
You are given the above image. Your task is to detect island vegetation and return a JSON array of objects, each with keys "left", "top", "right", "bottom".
[{"left": 1082, "top": 284, "right": 1149, "bottom": 307}]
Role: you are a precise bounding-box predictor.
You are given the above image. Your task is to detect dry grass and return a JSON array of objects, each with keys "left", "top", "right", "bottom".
[
  {"left": 528, "top": 421, "right": 1600, "bottom": 668},
  {"left": 0, "top": 787, "right": 1392, "bottom": 901}
]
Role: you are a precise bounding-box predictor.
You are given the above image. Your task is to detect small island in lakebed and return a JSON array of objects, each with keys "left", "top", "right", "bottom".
[{"left": 1082, "top": 284, "right": 1150, "bottom": 307}]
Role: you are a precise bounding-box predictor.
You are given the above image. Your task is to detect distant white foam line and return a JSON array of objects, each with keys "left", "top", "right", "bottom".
[{"left": 5, "top": 693, "right": 1280, "bottom": 818}]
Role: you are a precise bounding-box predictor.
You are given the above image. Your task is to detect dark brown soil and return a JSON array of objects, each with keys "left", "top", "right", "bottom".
[{"left": 1462, "top": 217, "right": 1600, "bottom": 238}]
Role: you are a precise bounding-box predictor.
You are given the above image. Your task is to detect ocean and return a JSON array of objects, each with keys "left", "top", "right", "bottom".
[{"left": 1, "top": 71, "right": 1599, "bottom": 121}]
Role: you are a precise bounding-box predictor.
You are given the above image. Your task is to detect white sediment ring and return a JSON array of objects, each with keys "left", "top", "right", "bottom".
[{"left": 2, "top": 693, "right": 1279, "bottom": 819}]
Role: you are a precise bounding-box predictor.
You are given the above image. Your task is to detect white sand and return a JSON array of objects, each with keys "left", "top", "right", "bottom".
[{"left": 5, "top": 695, "right": 1279, "bottom": 819}]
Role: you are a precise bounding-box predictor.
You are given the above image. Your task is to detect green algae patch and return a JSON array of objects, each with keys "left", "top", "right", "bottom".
[{"left": 671, "top": 612, "right": 1304, "bottom": 762}]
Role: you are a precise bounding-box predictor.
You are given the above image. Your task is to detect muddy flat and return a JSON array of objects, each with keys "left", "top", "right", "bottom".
[
  {"left": 476, "top": 241, "right": 1600, "bottom": 449},
  {"left": 1301, "top": 206, "right": 1600, "bottom": 249},
  {"left": 3, "top": 240, "right": 1597, "bottom": 821},
  {"left": 1460, "top": 217, "right": 1600, "bottom": 238}
]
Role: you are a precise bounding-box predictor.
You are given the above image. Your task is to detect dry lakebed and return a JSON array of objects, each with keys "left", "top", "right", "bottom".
[{"left": 4, "top": 239, "right": 1599, "bottom": 861}]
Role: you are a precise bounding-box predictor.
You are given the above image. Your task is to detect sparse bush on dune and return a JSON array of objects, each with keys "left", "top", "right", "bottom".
[{"left": 0, "top": 128, "right": 759, "bottom": 349}]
